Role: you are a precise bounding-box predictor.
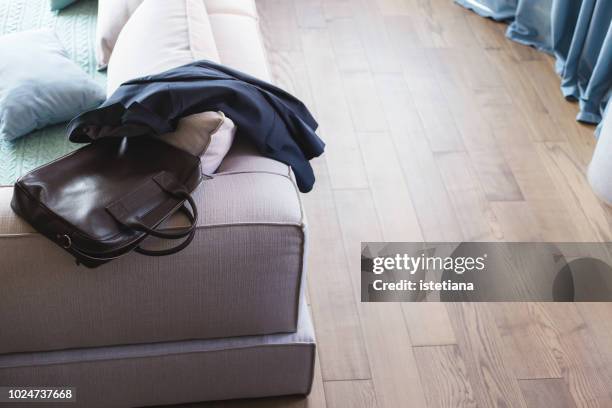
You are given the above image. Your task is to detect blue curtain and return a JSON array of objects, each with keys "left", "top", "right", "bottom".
[{"left": 455, "top": 0, "right": 612, "bottom": 130}]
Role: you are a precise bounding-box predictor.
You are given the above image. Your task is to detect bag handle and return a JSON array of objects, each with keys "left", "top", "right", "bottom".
[
  {"left": 70, "top": 202, "right": 197, "bottom": 265},
  {"left": 105, "top": 171, "right": 200, "bottom": 258},
  {"left": 134, "top": 204, "right": 197, "bottom": 256},
  {"left": 126, "top": 190, "right": 198, "bottom": 240}
]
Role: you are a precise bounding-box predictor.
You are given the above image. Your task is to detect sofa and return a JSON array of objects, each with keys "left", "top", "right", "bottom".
[{"left": 0, "top": 0, "right": 315, "bottom": 406}]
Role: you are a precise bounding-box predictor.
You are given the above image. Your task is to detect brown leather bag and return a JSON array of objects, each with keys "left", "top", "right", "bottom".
[{"left": 11, "top": 137, "right": 204, "bottom": 268}]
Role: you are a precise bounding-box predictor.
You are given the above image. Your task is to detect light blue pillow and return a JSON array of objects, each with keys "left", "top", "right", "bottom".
[
  {"left": 51, "top": 0, "right": 78, "bottom": 11},
  {"left": 0, "top": 29, "right": 104, "bottom": 141}
]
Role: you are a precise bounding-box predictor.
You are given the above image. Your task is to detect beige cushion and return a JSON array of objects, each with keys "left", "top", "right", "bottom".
[
  {"left": 95, "top": 0, "right": 143, "bottom": 70},
  {"left": 155, "top": 111, "right": 236, "bottom": 174},
  {"left": 106, "top": 0, "right": 220, "bottom": 95}
]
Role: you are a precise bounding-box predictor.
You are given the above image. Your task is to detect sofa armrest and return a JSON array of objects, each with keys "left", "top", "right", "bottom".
[{"left": 0, "top": 139, "right": 306, "bottom": 354}]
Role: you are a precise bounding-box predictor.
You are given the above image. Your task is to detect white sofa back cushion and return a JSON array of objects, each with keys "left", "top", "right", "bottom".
[
  {"left": 95, "top": 0, "right": 144, "bottom": 70},
  {"left": 96, "top": 0, "right": 268, "bottom": 78},
  {"left": 107, "top": 0, "right": 231, "bottom": 174},
  {"left": 106, "top": 0, "right": 220, "bottom": 95}
]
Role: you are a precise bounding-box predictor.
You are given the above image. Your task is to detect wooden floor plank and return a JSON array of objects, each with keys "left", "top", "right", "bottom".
[
  {"left": 492, "top": 303, "right": 563, "bottom": 380},
  {"left": 494, "top": 133, "right": 579, "bottom": 241},
  {"left": 490, "top": 201, "right": 543, "bottom": 241},
  {"left": 541, "top": 303, "right": 612, "bottom": 408},
  {"left": 536, "top": 142, "right": 612, "bottom": 242},
  {"left": 519, "top": 378, "right": 578, "bottom": 408},
  {"left": 327, "top": 17, "right": 370, "bottom": 73},
  {"left": 294, "top": 0, "right": 326, "bottom": 29},
  {"left": 427, "top": 49, "right": 526, "bottom": 207},
  {"left": 402, "top": 303, "right": 457, "bottom": 346},
  {"left": 334, "top": 189, "right": 428, "bottom": 408},
  {"left": 402, "top": 54, "right": 465, "bottom": 153},
  {"left": 485, "top": 49, "right": 563, "bottom": 143},
  {"left": 342, "top": 72, "right": 388, "bottom": 133},
  {"left": 302, "top": 161, "right": 372, "bottom": 381},
  {"left": 575, "top": 303, "right": 612, "bottom": 386},
  {"left": 468, "top": 150, "right": 524, "bottom": 202},
  {"left": 392, "top": 126, "right": 465, "bottom": 242},
  {"left": 384, "top": 15, "right": 431, "bottom": 60},
  {"left": 300, "top": 28, "right": 369, "bottom": 189},
  {"left": 413, "top": 345, "right": 478, "bottom": 408},
  {"left": 436, "top": 152, "right": 501, "bottom": 240},
  {"left": 266, "top": 49, "right": 315, "bottom": 110},
  {"left": 375, "top": 0, "right": 411, "bottom": 16},
  {"left": 257, "top": 0, "right": 302, "bottom": 52},
  {"left": 323, "top": 380, "right": 378, "bottom": 408},
  {"left": 465, "top": 12, "right": 506, "bottom": 50},
  {"left": 456, "top": 47, "right": 508, "bottom": 93},
  {"left": 427, "top": 48, "right": 499, "bottom": 152},
  {"left": 522, "top": 59, "right": 597, "bottom": 166},
  {"left": 416, "top": 0, "right": 480, "bottom": 48},
  {"left": 356, "top": 132, "right": 423, "bottom": 241},
  {"left": 322, "top": 0, "right": 354, "bottom": 20},
  {"left": 374, "top": 72, "right": 464, "bottom": 241},
  {"left": 354, "top": 0, "right": 402, "bottom": 73},
  {"left": 308, "top": 350, "right": 329, "bottom": 408},
  {"left": 447, "top": 303, "right": 528, "bottom": 408}
]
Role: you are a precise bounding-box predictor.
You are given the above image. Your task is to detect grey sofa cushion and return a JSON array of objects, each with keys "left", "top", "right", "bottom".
[
  {"left": 0, "top": 140, "right": 307, "bottom": 354},
  {"left": 0, "top": 298, "right": 315, "bottom": 408}
]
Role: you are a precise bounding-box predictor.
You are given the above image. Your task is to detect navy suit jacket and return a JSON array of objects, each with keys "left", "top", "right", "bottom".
[{"left": 67, "top": 60, "right": 325, "bottom": 192}]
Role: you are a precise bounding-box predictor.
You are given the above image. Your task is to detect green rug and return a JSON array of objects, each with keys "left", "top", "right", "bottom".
[{"left": 0, "top": 0, "right": 104, "bottom": 185}]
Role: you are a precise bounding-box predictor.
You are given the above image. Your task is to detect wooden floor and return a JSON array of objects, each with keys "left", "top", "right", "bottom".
[{"left": 204, "top": 0, "right": 612, "bottom": 407}]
